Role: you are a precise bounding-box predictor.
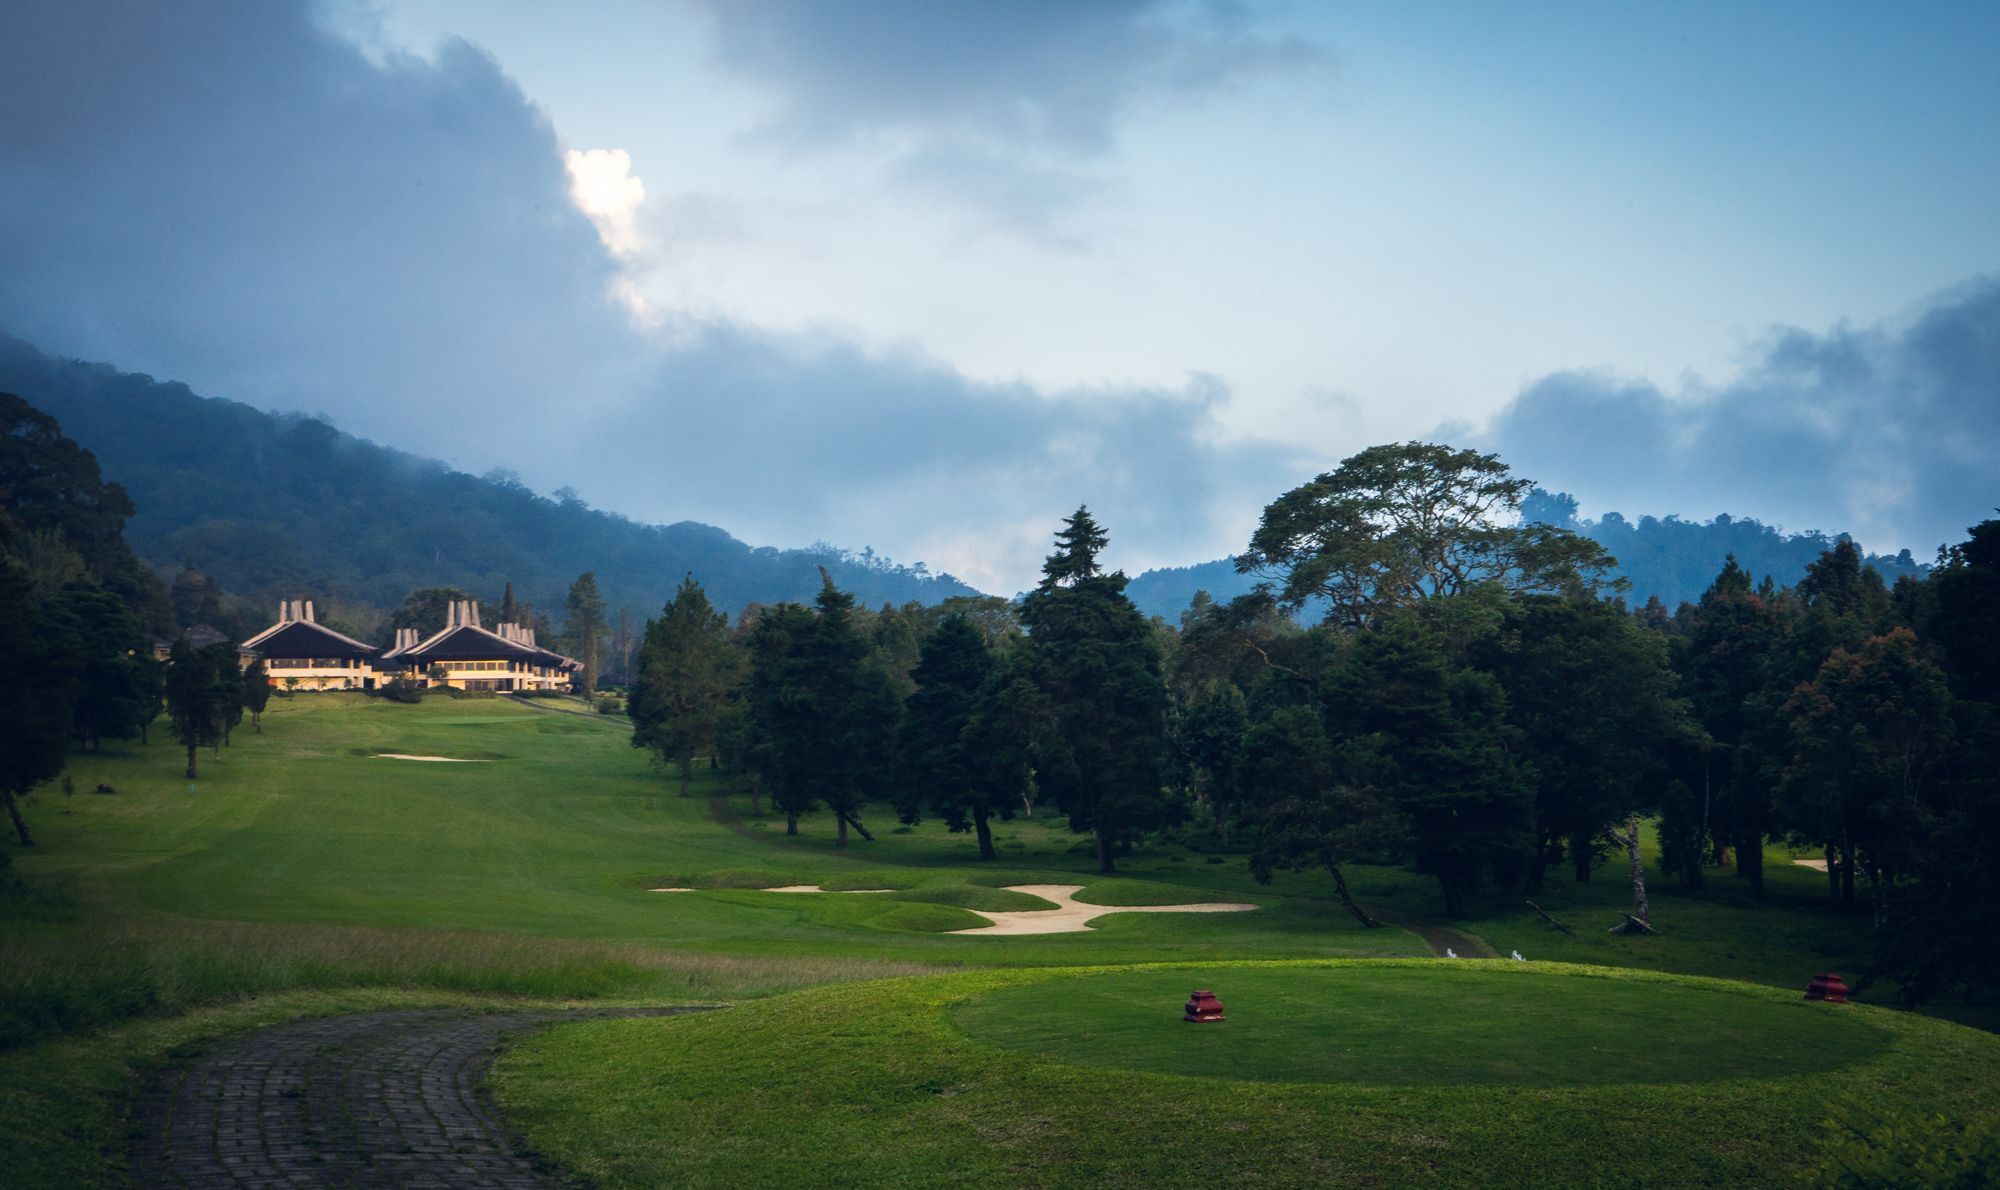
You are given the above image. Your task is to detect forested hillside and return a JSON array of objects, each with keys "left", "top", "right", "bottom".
[
  {"left": 0, "top": 334, "right": 978, "bottom": 624},
  {"left": 1122, "top": 490, "right": 1931, "bottom": 622}
]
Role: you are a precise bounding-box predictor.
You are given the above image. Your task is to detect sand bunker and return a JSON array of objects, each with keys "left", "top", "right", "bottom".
[
  {"left": 949, "top": 883, "right": 1257, "bottom": 936},
  {"left": 646, "top": 884, "right": 894, "bottom": 894},
  {"left": 645, "top": 882, "right": 1256, "bottom": 935},
  {"left": 374, "top": 754, "right": 491, "bottom": 763},
  {"left": 1793, "top": 858, "right": 1830, "bottom": 871}
]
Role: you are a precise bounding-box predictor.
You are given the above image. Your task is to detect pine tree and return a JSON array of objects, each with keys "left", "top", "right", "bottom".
[
  {"left": 630, "top": 577, "right": 739, "bottom": 796},
  {"left": 1018, "top": 509, "right": 1167, "bottom": 873},
  {"left": 566, "top": 572, "right": 607, "bottom": 696},
  {"left": 896, "top": 615, "right": 1003, "bottom": 857}
]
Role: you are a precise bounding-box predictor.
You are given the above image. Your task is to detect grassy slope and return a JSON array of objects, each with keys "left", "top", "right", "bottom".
[
  {"left": 495, "top": 961, "right": 2000, "bottom": 1188},
  {"left": 3, "top": 694, "right": 1978, "bottom": 1185}
]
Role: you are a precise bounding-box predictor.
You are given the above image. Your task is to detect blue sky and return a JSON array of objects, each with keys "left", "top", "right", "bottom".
[{"left": 3, "top": 1, "right": 1995, "bottom": 591}]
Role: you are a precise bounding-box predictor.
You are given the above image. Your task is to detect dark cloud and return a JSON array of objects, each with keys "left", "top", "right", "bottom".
[
  {"left": 1472, "top": 278, "right": 2000, "bottom": 554},
  {"left": 692, "top": 0, "right": 1324, "bottom": 153},
  {"left": 0, "top": 0, "right": 1298, "bottom": 589},
  {"left": 689, "top": 0, "right": 1325, "bottom": 238}
]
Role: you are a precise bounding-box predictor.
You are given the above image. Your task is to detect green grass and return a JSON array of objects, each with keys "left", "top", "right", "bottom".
[
  {"left": 5, "top": 694, "right": 1993, "bottom": 1185},
  {"left": 492, "top": 960, "right": 2000, "bottom": 1188},
  {"left": 950, "top": 964, "right": 1891, "bottom": 1086}
]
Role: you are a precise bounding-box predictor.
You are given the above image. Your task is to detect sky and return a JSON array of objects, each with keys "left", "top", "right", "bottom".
[{"left": 2, "top": 1, "right": 1995, "bottom": 592}]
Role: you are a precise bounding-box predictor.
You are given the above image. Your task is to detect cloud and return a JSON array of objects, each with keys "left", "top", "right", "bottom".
[
  {"left": 0, "top": 0, "right": 1299, "bottom": 593},
  {"left": 687, "top": 0, "right": 1324, "bottom": 238},
  {"left": 564, "top": 148, "right": 649, "bottom": 258},
  {"left": 1470, "top": 277, "right": 2000, "bottom": 554},
  {"left": 693, "top": 0, "right": 1323, "bottom": 152}
]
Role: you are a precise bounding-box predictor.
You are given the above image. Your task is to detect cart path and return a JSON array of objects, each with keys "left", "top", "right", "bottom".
[
  {"left": 1365, "top": 906, "right": 1499, "bottom": 958},
  {"left": 128, "top": 1005, "right": 716, "bottom": 1188}
]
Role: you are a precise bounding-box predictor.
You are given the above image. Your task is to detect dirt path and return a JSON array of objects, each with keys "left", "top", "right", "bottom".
[
  {"left": 127, "top": 1006, "right": 713, "bottom": 1187},
  {"left": 1364, "top": 906, "right": 1499, "bottom": 958}
]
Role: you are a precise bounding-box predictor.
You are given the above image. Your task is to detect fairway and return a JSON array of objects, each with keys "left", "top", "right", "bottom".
[
  {"left": 950, "top": 964, "right": 1891, "bottom": 1085},
  {"left": 7, "top": 695, "right": 1996, "bottom": 1186}
]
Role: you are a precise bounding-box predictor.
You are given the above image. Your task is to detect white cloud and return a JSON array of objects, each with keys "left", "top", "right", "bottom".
[{"left": 564, "top": 147, "right": 648, "bottom": 258}]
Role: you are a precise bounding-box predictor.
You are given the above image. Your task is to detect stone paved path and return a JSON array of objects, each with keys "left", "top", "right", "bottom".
[{"left": 128, "top": 1006, "right": 713, "bottom": 1188}]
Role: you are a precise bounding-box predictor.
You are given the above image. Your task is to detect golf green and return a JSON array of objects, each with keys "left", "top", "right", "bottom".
[{"left": 949, "top": 964, "right": 1892, "bottom": 1086}]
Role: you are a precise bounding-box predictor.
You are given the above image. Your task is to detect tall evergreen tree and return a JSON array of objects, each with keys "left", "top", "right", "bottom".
[
  {"left": 0, "top": 564, "right": 74, "bottom": 845},
  {"left": 896, "top": 614, "right": 1004, "bottom": 857},
  {"left": 566, "top": 572, "right": 608, "bottom": 696},
  {"left": 241, "top": 657, "right": 271, "bottom": 732},
  {"left": 1017, "top": 508, "right": 1168, "bottom": 873},
  {"left": 630, "top": 577, "right": 740, "bottom": 796},
  {"left": 48, "top": 580, "right": 152, "bottom": 751}
]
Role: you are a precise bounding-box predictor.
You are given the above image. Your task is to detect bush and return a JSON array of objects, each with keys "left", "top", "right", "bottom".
[
  {"left": 378, "top": 677, "right": 423, "bottom": 704},
  {"left": 1807, "top": 1098, "right": 2000, "bottom": 1187}
]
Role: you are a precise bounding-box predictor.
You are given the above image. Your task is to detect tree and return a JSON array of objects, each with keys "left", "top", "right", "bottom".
[
  {"left": 1328, "top": 606, "right": 1532, "bottom": 917},
  {"left": 1238, "top": 441, "right": 1620, "bottom": 627},
  {"left": 566, "top": 572, "right": 608, "bottom": 697},
  {"left": 1179, "top": 683, "right": 1248, "bottom": 842},
  {"left": 1782, "top": 629, "right": 1952, "bottom": 914},
  {"left": 242, "top": 657, "right": 271, "bottom": 732},
  {"left": 48, "top": 580, "right": 151, "bottom": 751},
  {"left": 0, "top": 564, "right": 75, "bottom": 845},
  {"left": 0, "top": 393, "right": 172, "bottom": 634},
  {"left": 164, "top": 639, "right": 219, "bottom": 779},
  {"left": 895, "top": 615, "right": 1006, "bottom": 858},
  {"left": 379, "top": 587, "right": 471, "bottom": 647},
  {"left": 742, "top": 584, "right": 900, "bottom": 844},
  {"left": 1016, "top": 508, "right": 1168, "bottom": 873},
  {"left": 630, "top": 577, "right": 740, "bottom": 796},
  {"left": 1677, "top": 556, "right": 1786, "bottom": 898},
  {"left": 1480, "top": 595, "right": 1689, "bottom": 892},
  {"left": 1241, "top": 706, "right": 1396, "bottom": 927}
]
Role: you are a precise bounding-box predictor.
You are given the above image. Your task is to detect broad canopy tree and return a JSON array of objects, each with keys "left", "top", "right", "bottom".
[{"left": 1237, "top": 442, "right": 1620, "bottom": 627}]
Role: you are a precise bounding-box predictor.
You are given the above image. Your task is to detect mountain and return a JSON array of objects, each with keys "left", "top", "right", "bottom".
[{"left": 0, "top": 334, "right": 981, "bottom": 625}]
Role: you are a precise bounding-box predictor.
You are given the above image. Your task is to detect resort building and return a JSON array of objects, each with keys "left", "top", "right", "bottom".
[
  {"left": 380, "top": 599, "right": 580, "bottom": 693},
  {"left": 238, "top": 598, "right": 580, "bottom": 693},
  {"left": 238, "top": 600, "right": 382, "bottom": 691}
]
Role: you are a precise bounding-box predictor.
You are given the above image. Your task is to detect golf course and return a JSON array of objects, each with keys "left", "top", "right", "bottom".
[{"left": 5, "top": 694, "right": 1997, "bottom": 1186}]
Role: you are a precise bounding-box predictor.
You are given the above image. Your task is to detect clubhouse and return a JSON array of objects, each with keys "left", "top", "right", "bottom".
[{"left": 240, "top": 599, "right": 580, "bottom": 693}]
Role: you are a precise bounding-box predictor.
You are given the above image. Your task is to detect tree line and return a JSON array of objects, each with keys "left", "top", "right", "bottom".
[{"left": 630, "top": 442, "right": 1999, "bottom": 1006}]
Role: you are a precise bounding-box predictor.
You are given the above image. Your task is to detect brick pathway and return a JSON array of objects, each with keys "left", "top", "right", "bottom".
[{"left": 128, "top": 1006, "right": 712, "bottom": 1188}]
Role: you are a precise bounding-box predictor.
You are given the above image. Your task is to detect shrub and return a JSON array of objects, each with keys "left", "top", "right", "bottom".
[{"left": 378, "top": 677, "right": 423, "bottom": 704}]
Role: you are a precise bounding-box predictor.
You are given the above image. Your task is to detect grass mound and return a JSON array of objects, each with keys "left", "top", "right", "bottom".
[
  {"left": 1073, "top": 878, "right": 1227, "bottom": 906},
  {"left": 888, "top": 885, "right": 1059, "bottom": 912},
  {"left": 861, "top": 903, "right": 989, "bottom": 933},
  {"left": 950, "top": 964, "right": 1891, "bottom": 1086},
  {"left": 493, "top": 961, "right": 2000, "bottom": 1187}
]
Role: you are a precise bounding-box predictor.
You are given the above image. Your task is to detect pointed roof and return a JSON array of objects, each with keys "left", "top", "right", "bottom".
[
  {"left": 241, "top": 600, "right": 378, "bottom": 658},
  {"left": 395, "top": 600, "right": 562, "bottom": 665}
]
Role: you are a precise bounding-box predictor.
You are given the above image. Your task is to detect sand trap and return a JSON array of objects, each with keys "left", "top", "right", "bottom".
[
  {"left": 765, "top": 885, "right": 896, "bottom": 894},
  {"left": 949, "top": 883, "right": 1257, "bottom": 936},
  {"left": 645, "top": 882, "right": 1257, "bottom": 936},
  {"left": 646, "top": 884, "right": 896, "bottom": 894},
  {"left": 374, "top": 754, "right": 491, "bottom": 763},
  {"left": 1793, "top": 858, "right": 1829, "bottom": 871}
]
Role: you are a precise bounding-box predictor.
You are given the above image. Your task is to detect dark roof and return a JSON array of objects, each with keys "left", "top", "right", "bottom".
[
  {"left": 243, "top": 621, "right": 381, "bottom": 659},
  {"left": 399, "top": 625, "right": 544, "bottom": 664},
  {"left": 184, "top": 624, "right": 231, "bottom": 649}
]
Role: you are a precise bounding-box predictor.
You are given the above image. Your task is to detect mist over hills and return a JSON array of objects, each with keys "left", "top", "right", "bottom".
[
  {"left": 1121, "top": 504, "right": 1932, "bottom": 624},
  {"left": 0, "top": 334, "right": 979, "bottom": 626},
  {"left": 2, "top": 332, "right": 1944, "bottom": 629}
]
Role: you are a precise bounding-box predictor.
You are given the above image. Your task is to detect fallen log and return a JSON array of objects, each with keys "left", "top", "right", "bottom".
[
  {"left": 1607, "top": 913, "right": 1660, "bottom": 935},
  {"left": 1525, "top": 899, "right": 1576, "bottom": 935}
]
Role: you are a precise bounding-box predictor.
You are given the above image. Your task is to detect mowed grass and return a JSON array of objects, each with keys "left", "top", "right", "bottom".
[
  {"left": 950, "top": 964, "right": 1891, "bottom": 1086},
  {"left": 5, "top": 694, "right": 1995, "bottom": 1186},
  {"left": 493, "top": 960, "right": 2000, "bottom": 1188},
  {"left": 1, "top": 694, "right": 1423, "bottom": 1050}
]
